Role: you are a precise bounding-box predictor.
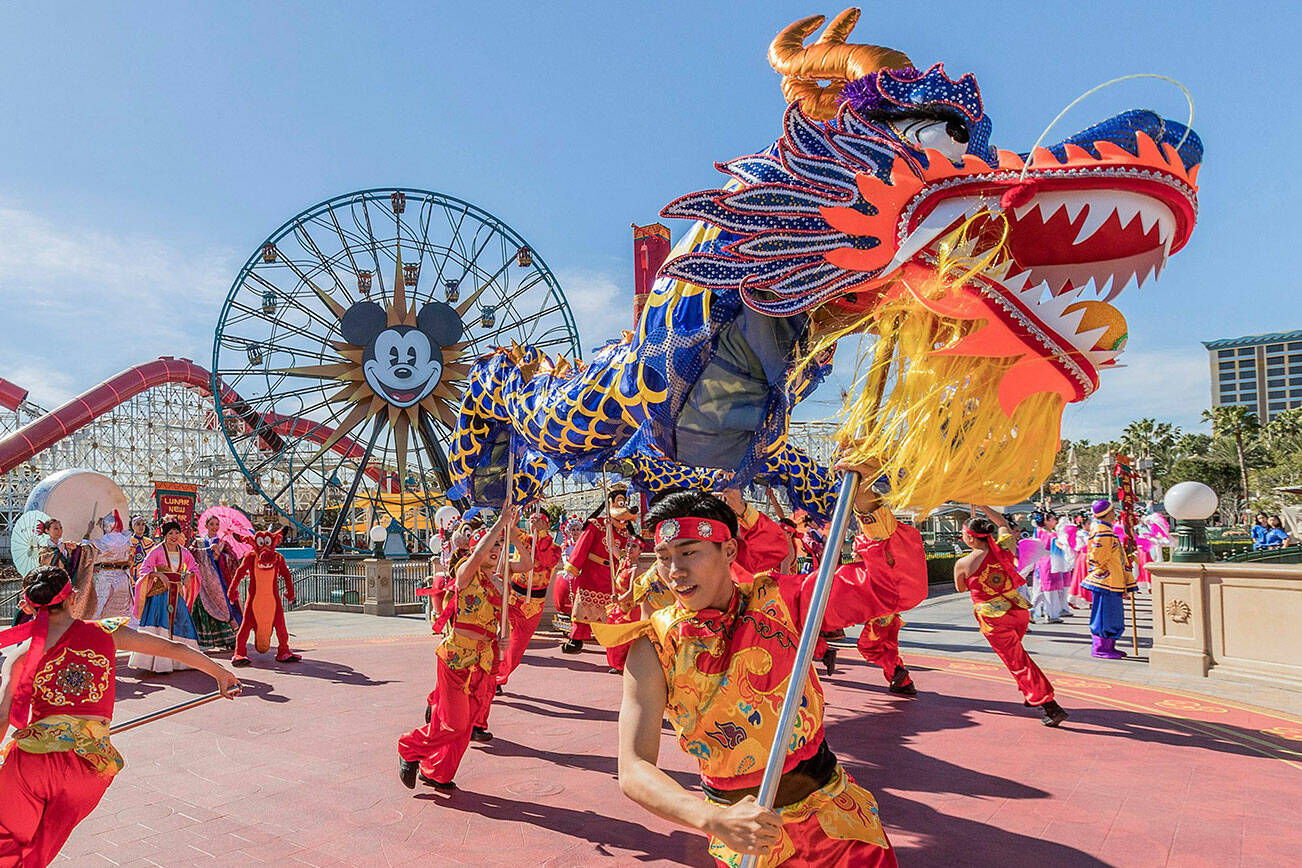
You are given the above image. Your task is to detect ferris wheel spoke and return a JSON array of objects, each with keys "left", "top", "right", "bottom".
[
  {"left": 292, "top": 226, "right": 357, "bottom": 308},
  {"left": 354, "top": 196, "right": 389, "bottom": 303},
  {"left": 321, "top": 209, "right": 368, "bottom": 286},
  {"left": 322, "top": 415, "right": 386, "bottom": 555},
  {"left": 244, "top": 270, "right": 342, "bottom": 336}
]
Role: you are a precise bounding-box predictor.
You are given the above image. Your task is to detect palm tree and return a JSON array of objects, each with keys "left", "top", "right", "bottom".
[{"left": 1202, "top": 406, "right": 1260, "bottom": 502}]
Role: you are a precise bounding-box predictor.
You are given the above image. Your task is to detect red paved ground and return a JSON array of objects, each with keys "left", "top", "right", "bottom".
[{"left": 53, "top": 634, "right": 1302, "bottom": 867}]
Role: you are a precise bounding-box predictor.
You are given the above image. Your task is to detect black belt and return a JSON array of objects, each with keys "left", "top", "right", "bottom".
[
  {"left": 700, "top": 739, "right": 837, "bottom": 808},
  {"left": 510, "top": 582, "right": 549, "bottom": 599}
]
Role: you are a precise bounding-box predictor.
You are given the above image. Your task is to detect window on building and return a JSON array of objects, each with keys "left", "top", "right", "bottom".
[
  {"left": 1288, "top": 341, "right": 1302, "bottom": 352},
  {"left": 1238, "top": 347, "right": 1255, "bottom": 356}
]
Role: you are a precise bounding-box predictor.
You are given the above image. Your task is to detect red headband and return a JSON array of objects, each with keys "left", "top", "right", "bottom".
[
  {"left": 22, "top": 581, "right": 72, "bottom": 611},
  {"left": 654, "top": 517, "right": 732, "bottom": 546},
  {"left": 0, "top": 579, "right": 74, "bottom": 729}
]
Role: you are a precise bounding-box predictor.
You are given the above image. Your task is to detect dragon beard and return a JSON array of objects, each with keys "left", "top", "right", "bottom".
[{"left": 798, "top": 219, "right": 1064, "bottom": 515}]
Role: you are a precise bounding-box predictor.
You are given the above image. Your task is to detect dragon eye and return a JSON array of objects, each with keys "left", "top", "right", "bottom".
[{"left": 893, "top": 117, "right": 968, "bottom": 161}]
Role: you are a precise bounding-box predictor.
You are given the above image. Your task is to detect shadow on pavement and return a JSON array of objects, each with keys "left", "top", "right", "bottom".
[{"left": 419, "top": 787, "right": 713, "bottom": 866}]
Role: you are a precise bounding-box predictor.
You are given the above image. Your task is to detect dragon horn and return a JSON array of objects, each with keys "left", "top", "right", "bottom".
[{"left": 769, "top": 8, "right": 912, "bottom": 121}]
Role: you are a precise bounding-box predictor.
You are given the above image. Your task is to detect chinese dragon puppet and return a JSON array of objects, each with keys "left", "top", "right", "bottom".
[
  {"left": 229, "top": 528, "right": 301, "bottom": 666},
  {"left": 449, "top": 9, "right": 1202, "bottom": 518}
]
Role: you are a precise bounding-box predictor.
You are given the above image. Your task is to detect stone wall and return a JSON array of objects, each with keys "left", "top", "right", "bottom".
[{"left": 1149, "top": 562, "right": 1302, "bottom": 688}]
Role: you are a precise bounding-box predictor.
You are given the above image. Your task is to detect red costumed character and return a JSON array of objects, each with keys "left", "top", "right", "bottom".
[
  {"left": 228, "top": 529, "right": 301, "bottom": 666},
  {"left": 557, "top": 485, "right": 641, "bottom": 666},
  {"left": 498, "top": 510, "right": 563, "bottom": 687}
]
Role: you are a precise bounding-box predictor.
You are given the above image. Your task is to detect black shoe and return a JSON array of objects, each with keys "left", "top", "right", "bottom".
[
  {"left": 424, "top": 704, "right": 432, "bottom": 724},
  {"left": 399, "top": 759, "right": 419, "bottom": 790},
  {"left": 1039, "top": 700, "right": 1069, "bottom": 727},
  {"left": 495, "top": 684, "right": 503, "bottom": 696},
  {"left": 470, "top": 726, "right": 493, "bottom": 743},
  {"left": 608, "top": 667, "right": 624, "bottom": 675},
  {"left": 888, "top": 665, "right": 917, "bottom": 696},
  {"left": 561, "top": 639, "right": 584, "bottom": 654},
  {"left": 822, "top": 648, "right": 838, "bottom": 677},
  {"left": 419, "top": 773, "right": 456, "bottom": 790}
]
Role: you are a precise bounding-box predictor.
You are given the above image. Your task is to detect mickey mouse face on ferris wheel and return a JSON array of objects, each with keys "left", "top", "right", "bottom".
[{"left": 341, "top": 300, "right": 464, "bottom": 408}]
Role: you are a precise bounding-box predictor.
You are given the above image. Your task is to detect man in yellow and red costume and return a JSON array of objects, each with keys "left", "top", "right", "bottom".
[
  {"left": 606, "top": 478, "right": 927, "bottom": 866},
  {"left": 497, "top": 508, "right": 562, "bottom": 688}
]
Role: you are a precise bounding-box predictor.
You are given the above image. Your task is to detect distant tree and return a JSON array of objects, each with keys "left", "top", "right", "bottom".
[
  {"left": 1163, "top": 456, "right": 1242, "bottom": 512},
  {"left": 1202, "top": 407, "right": 1260, "bottom": 502}
]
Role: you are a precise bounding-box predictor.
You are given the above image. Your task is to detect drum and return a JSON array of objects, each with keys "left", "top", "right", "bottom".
[{"left": 24, "top": 468, "right": 129, "bottom": 544}]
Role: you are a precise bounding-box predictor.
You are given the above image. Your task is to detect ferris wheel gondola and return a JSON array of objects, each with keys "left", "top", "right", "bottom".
[{"left": 211, "top": 188, "right": 581, "bottom": 553}]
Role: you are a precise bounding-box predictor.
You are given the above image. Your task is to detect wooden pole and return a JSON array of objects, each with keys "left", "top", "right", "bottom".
[
  {"left": 111, "top": 691, "right": 223, "bottom": 735},
  {"left": 498, "top": 447, "right": 515, "bottom": 640},
  {"left": 598, "top": 465, "right": 620, "bottom": 598},
  {"left": 1129, "top": 587, "right": 1140, "bottom": 655}
]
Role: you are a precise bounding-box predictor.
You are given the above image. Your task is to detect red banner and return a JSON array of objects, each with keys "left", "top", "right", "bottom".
[
  {"left": 632, "top": 223, "right": 671, "bottom": 325},
  {"left": 153, "top": 481, "right": 199, "bottom": 537}
]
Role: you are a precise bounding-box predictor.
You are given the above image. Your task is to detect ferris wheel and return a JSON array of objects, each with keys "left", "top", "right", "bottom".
[{"left": 212, "top": 188, "right": 581, "bottom": 552}]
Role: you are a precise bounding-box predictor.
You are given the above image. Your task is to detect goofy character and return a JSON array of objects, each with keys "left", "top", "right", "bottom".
[{"left": 228, "top": 528, "right": 301, "bottom": 666}]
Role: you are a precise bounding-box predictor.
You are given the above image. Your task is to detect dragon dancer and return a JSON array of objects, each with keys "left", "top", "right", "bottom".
[
  {"left": 955, "top": 509, "right": 1068, "bottom": 726},
  {"left": 555, "top": 485, "right": 641, "bottom": 664},
  {"left": 608, "top": 479, "right": 927, "bottom": 866},
  {"left": 0, "top": 565, "right": 240, "bottom": 866},
  {"left": 399, "top": 509, "right": 531, "bottom": 790},
  {"left": 497, "top": 508, "right": 563, "bottom": 689}
]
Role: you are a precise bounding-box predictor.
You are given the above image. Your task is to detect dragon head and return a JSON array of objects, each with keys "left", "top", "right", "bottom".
[{"left": 659, "top": 9, "right": 1201, "bottom": 510}]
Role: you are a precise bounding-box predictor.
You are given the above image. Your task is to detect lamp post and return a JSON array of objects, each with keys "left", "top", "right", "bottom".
[
  {"left": 368, "top": 523, "right": 387, "bottom": 559},
  {"left": 1165, "top": 481, "right": 1217, "bottom": 563}
]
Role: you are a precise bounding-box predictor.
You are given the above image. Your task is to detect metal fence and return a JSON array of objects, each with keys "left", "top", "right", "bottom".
[
  {"left": 288, "top": 557, "right": 432, "bottom": 609},
  {"left": 288, "top": 558, "right": 367, "bottom": 609}
]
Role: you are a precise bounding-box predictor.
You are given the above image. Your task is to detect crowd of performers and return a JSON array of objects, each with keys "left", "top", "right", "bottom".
[
  {"left": 18, "top": 512, "right": 301, "bottom": 671},
  {"left": 0, "top": 508, "right": 304, "bottom": 864},
  {"left": 393, "top": 474, "right": 1162, "bottom": 865},
  {"left": 0, "top": 482, "right": 1153, "bottom": 865}
]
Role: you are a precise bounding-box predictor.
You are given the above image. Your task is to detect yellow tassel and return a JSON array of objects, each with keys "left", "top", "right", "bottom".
[{"left": 791, "top": 212, "right": 1063, "bottom": 516}]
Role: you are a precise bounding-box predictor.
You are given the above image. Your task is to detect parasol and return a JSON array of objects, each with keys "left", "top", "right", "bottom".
[
  {"left": 434, "top": 505, "right": 461, "bottom": 531},
  {"left": 199, "top": 505, "right": 254, "bottom": 558},
  {"left": 11, "top": 510, "right": 53, "bottom": 577}
]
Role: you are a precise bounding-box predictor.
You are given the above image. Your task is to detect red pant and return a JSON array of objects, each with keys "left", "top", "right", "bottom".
[
  {"left": 498, "top": 604, "right": 545, "bottom": 686},
  {"left": 980, "top": 609, "right": 1054, "bottom": 705},
  {"left": 0, "top": 749, "right": 112, "bottom": 867},
  {"left": 856, "top": 617, "right": 903, "bottom": 682},
  {"left": 398, "top": 659, "right": 496, "bottom": 783}
]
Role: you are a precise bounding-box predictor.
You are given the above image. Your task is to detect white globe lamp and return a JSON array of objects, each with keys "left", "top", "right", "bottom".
[
  {"left": 368, "top": 523, "right": 388, "bottom": 558},
  {"left": 1164, "top": 481, "right": 1217, "bottom": 562}
]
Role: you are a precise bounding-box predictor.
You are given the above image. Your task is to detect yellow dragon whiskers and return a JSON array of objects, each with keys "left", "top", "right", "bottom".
[{"left": 793, "top": 212, "right": 1063, "bottom": 515}]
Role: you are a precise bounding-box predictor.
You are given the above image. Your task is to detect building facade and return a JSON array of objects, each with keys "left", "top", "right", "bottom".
[{"left": 1203, "top": 329, "right": 1302, "bottom": 421}]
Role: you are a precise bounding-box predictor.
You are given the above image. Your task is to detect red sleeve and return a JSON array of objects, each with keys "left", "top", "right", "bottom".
[
  {"left": 736, "top": 511, "right": 792, "bottom": 575},
  {"left": 776, "top": 524, "right": 927, "bottom": 632},
  {"left": 535, "top": 535, "right": 562, "bottom": 573},
  {"left": 564, "top": 523, "right": 600, "bottom": 573}
]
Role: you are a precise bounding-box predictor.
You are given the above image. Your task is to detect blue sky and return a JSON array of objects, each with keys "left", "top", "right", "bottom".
[{"left": 0, "top": 1, "right": 1295, "bottom": 442}]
